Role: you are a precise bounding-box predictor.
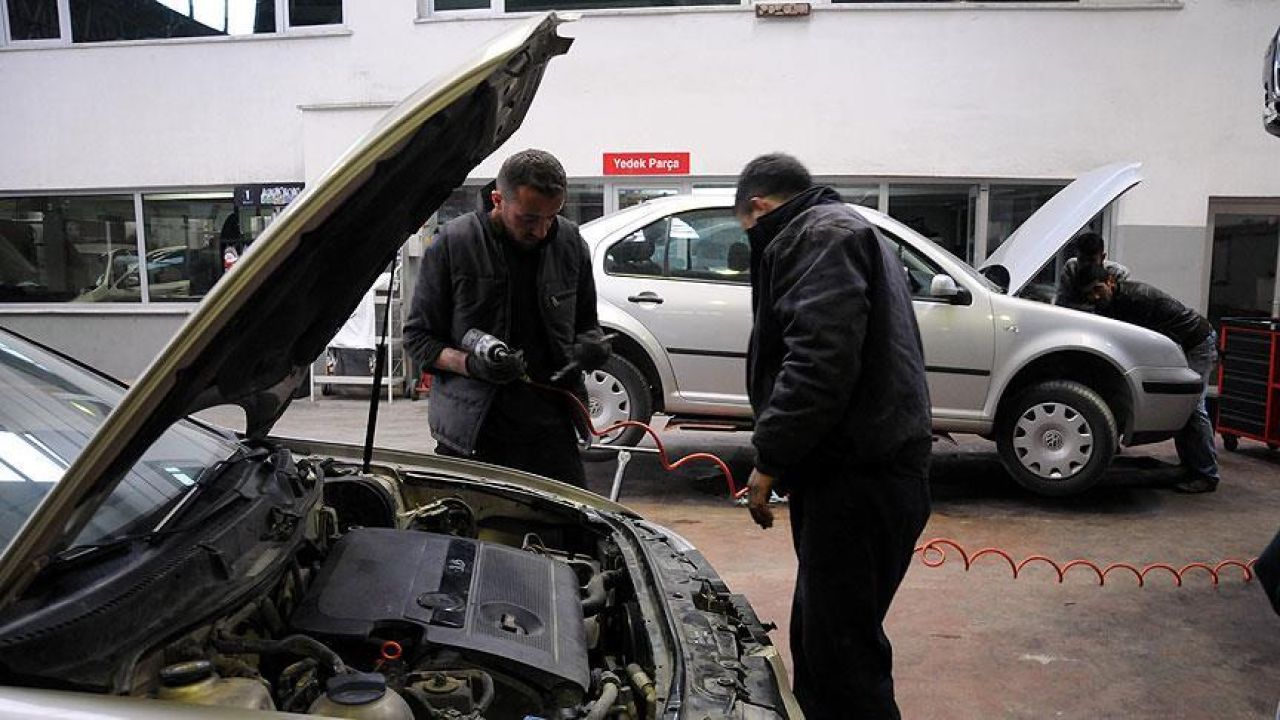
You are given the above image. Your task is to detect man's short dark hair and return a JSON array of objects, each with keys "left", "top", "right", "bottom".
[
  {"left": 734, "top": 153, "right": 813, "bottom": 216},
  {"left": 496, "top": 149, "right": 567, "bottom": 198},
  {"left": 1076, "top": 262, "right": 1112, "bottom": 296},
  {"left": 1073, "top": 232, "right": 1105, "bottom": 259}
]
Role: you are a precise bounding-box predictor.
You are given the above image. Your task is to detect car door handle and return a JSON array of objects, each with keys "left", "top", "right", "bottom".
[{"left": 627, "top": 292, "right": 664, "bottom": 305}]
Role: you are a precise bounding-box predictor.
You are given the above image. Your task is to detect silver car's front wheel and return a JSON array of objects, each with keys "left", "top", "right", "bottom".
[
  {"left": 1012, "top": 402, "right": 1094, "bottom": 479},
  {"left": 996, "top": 380, "right": 1118, "bottom": 496}
]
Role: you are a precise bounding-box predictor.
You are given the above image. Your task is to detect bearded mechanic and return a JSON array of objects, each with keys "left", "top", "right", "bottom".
[{"left": 404, "top": 149, "right": 610, "bottom": 488}]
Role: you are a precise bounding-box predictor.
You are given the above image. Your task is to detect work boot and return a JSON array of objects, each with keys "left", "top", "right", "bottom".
[{"left": 1172, "top": 474, "right": 1218, "bottom": 494}]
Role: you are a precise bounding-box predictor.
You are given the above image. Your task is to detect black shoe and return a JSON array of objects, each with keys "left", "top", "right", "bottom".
[{"left": 1172, "top": 475, "right": 1218, "bottom": 494}]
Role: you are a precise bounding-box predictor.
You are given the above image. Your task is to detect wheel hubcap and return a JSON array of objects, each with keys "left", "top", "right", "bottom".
[
  {"left": 584, "top": 369, "right": 631, "bottom": 443},
  {"left": 1012, "top": 402, "right": 1093, "bottom": 480}
]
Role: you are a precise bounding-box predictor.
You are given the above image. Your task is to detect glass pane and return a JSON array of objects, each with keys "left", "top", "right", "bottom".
[
  {"left": 433, "top": 183, "right": 602, "bottom": 227},
  {"left": 0, "top": 195, "right": 137, "bottom": 303},
  {"left": 507, "top": 0, "right": 731, "bottom": 10},
  {"left": 434, "top": 0, "right": 488, "bottom": 10},
  {"left": 986, "top": 183, "right": 1063, "bottom": 258},
  {"left": 6, "top": 0, "right": 59, "bottom": 40},
  {"left": 142, "top": 194, "right": 237, "bottom": 302},
  {"left": 564, "top": 184, "right": 604, "bottom": 225},
  {"left": 887, "top": 184, "right": 977, "bottom": 264},
  {"left": 435, "top": 185, "right": 487, "bottom": 227},
  {"left": 617, "top": 186, "right": 679, "bottom": 211},
  {"left": 876, "top": 225, "right": 944, "bottom": 299},
  {"left": 1208, "top": 213, "right": 1280, "bottom": 327},
  {"left": 0, "top": 332, "right": 238, "bottom": 553},
  {"left": 832, "top": 184, "right": 879, "bottom": 209},
  {"left": 289, "top": 0, "right": 340, "bottom": 26},
  {"left": 669, "top": 209, "right": 749, "bottom": 284},
  {"left": 1017, "top": 210, "right": 1107, "bottom": 304},
  {"left": 604, "top": 209, "right": 748, "bottom": 284},
  {"left": 604, "top": 221, "right": 666, "bottom": 278},
  {"left": 69, "top": 0, "right": 275, "bottom": 43}
]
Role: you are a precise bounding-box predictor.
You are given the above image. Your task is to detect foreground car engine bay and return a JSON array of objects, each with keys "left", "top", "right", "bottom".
[{"left": 0, "top": 445, "right": 786, "bottom": 719}]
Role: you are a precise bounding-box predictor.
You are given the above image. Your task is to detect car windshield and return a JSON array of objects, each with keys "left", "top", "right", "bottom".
[{"left": 0, "top": 332, "right": 240, "bottom": 555}]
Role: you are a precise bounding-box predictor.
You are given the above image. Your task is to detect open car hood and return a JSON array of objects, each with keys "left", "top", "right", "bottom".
[
  {"left": 979, "top": 161, "right": 1141, "bottom": 295},
  {"left": 0, "top": 14, "right": 573, "bottom": 605}
]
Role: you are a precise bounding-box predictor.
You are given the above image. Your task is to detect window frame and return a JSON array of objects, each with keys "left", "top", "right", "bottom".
[
  {"left": 0, "top": 0, "right": 70, "bottom": 46},
  {"left": 1, "top": 0, "right": 344, "bottom": 47},
  {"left": 0, "top": 185, "right": 301, "bottom": 308},
  {"left": 603, "top": 208, "right": 751, "bottom": 286},
  {"left": 416, "top": 0, "right": 1179, "bottom": 22}
]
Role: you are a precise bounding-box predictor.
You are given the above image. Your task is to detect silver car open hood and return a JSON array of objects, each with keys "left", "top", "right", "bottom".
[
  {"left": 979, "top": 161, "right": 1142, "bottom": 295},
  {"left": 0, "top": 14, "right": 572, "bottom": 605}
]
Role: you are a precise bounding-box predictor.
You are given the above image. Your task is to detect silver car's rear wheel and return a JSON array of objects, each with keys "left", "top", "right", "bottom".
[
  {"left": 996, "top": 380, "right": 1117, "bottom": 496},
  {"left": 581, "top": 355, "right": 653, "bottom": 459}
]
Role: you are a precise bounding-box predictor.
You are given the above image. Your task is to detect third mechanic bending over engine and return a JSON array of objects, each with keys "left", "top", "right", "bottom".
[{"left": 403, "top": 149, "right": 610, "bottom": 488}]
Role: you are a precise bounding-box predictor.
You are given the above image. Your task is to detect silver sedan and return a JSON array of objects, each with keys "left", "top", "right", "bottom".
[{"left": 581, "top": 164, "right": 1203, "bottom": 496}]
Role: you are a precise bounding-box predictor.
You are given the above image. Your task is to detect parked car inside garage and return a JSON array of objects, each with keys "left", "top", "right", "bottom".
[{"left": 582, "top": 163, "right": 1204, "bottom": 496}]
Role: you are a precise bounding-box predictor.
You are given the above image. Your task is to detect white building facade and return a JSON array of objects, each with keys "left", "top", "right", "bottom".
[{"left": 1, "top": 0, "right": 1277, "bottom": 377}]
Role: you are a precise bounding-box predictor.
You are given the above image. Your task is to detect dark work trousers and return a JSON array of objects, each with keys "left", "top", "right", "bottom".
[
  {"left": 787, "top": 437, "right": 932, "bottom": 719},
  {"left": 435, "top": 409, "right": 587, "bottom": 489}
]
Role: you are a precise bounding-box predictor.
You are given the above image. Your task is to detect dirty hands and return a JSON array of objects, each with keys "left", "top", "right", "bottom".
[{"left": 747, "top": 468, "right": 775, "bottom": 530}]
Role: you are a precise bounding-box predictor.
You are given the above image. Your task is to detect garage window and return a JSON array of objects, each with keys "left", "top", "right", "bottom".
[
  {"left": 0, "top": 194, "right": 138, "bottom": 304},
  {"left": 5, "top": 0, "right": 58, "bottom": 39},
  {"left": 2, "top": 0, "right": 341, "bottom": 44}
]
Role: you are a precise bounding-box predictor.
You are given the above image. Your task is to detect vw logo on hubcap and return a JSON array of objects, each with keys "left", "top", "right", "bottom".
[{"left": 1043, "top": 429, "right": 1065, "bottom": 451}]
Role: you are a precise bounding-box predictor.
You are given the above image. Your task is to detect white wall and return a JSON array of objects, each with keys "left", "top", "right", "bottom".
[{"left": 2, "top": 0, "right": 1279, "bottom": 302}]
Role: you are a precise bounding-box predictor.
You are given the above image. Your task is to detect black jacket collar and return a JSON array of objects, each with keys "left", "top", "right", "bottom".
[{"left": 746, "top": 185, "right": 844, "bottom": 250}]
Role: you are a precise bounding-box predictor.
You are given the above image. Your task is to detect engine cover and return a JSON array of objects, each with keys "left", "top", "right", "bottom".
[{"left": 290, "top": 528, "right": 589, "bottom": 697}]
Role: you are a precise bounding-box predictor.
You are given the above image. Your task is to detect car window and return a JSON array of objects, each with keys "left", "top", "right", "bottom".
[
  {"left": 874, "top": 226, "right": 948, "bottom": 299},
  {"left": 0, "top": 333, "right": 240, "bottom": 554},
  {"left": 604, "top": 209, "right": 750, "bottom": 285}
]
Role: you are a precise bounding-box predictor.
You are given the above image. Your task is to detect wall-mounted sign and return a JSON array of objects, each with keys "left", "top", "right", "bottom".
[
  {"left": 755, "top": 2, "right": 810, "bottom": 17},
  {"left": 234, "top": 183, "right": 305, "bottom": 208},
  {"left": 603, "top": 152, "right": 691, "bottom": 176}
]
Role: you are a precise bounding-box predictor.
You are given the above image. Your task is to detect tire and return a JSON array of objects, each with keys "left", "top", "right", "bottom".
[
  {"left": 995, "top": 380, "right": 1118, "bottom": 497},
  {"left": 1223, "top": 434, "right": 1239, "bottom": 452},
  {"left": 580, "top": 355, "right": 653, "bottom": 462}
]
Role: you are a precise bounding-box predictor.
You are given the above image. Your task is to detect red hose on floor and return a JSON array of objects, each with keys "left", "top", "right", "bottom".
[
  {"left": 545, "top": 384, "right": 1258, "bottom": 587},
  {"left": 541, "top": 383, "right": 747, "bottom": 499},
  {"left": 914, "top": 537, "right": 1257, "bottom": 587}
]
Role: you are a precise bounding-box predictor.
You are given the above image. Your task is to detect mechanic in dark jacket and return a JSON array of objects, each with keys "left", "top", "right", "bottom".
[
  {"left": 1079, "top": 266, "right": 1219, "bottom": 493},
  {"left": 403, "top": 150, "right": 610, "bottom": 488},
  {"left": 736, "top": 154, "right": 932, "bottom": 719}
]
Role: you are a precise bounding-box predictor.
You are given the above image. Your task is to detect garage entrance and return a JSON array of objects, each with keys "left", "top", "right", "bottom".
[{"left": 1207, "top": 201, "right": 1280, "bottom": 326}]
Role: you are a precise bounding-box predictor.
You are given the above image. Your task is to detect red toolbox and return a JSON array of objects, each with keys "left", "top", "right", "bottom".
[{"left": 1216, "top": 317, "right": 1280, "bottom": 451}]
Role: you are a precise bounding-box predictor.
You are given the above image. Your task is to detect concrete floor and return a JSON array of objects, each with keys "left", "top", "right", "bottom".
[{"left": 199, "top": 397, "right": 1280, "bottom": 719}]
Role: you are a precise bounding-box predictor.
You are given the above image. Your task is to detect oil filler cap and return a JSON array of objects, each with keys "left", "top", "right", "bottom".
[
  {"left": 325, "top": 671, "right": 390, "bottom": 705},
  {"left": 159, "top": 660, "right": 214, "bottom": 687}
]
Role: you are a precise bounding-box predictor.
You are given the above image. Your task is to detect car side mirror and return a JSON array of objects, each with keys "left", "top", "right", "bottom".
[{"left": 930, "top": 274, "right": 971, "bottom": 305}]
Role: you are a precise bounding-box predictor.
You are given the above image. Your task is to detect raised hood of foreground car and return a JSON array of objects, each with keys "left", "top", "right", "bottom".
[
  {"left": 0, "top": 14, "right": 573, "bottom": 606},
  {"left": 979, "top": 161, "right": 1142, "bottom": 295}
]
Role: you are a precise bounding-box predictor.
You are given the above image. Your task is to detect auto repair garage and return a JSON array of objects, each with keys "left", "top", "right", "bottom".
[{"left": 1, "top": 1, "right": 1279, "bottom": 717}]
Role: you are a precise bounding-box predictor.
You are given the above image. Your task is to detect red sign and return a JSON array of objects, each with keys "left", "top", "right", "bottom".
[{"left": 603, "top": 152, "right": 690, "bottom": 176}]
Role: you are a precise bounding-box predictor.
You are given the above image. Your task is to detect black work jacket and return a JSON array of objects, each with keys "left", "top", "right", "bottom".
[
  {"left": 746, "top": 186, "right": 932, "bottom": 480},
  {"left": 403, "top": 211, "right": 602, "bottom": 454},
  {"left": 1097, "top": 280, "right": 1213, "bottom": 351}
]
